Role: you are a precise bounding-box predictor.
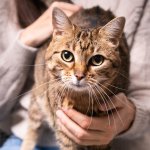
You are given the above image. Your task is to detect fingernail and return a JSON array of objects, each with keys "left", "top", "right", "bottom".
[{"left": 56, "top": 110, "right": 62, "bottom": 118}]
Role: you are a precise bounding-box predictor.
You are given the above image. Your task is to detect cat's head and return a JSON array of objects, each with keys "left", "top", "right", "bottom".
[{"left": 45, "top": 8, "right": 125, "bottom": 93}]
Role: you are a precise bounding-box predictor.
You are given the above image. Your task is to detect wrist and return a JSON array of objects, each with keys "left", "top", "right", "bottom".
[
  {"left": 16, "top": 30, "right": 38, "bottom": 52},
  {"left": 19, "top": 29, "right": 34, "bottom": 47},
  {"left": 19, "top": 29, "right": 37, "bottom": 47},
  {"left": 19, "top": 25, "right": 53, "bottom": 47}
]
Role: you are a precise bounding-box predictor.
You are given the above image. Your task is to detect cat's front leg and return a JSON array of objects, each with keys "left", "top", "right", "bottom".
[
  {"left": 55, "top": 129, "right": 78, "bottom": 150},
  {"left": 21, "top": 100, "right": 43, "bottom": 150},
  {"left": 20, "top": 125, "right": 40, "bottom": 150}
]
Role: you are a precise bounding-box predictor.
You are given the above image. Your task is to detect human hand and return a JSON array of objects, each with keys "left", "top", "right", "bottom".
[
  {"left": 56, "top": 93, "right": 135, "bottom": 146},
  {"left": 19, "top": 2, "right": 82, "bottom": 47}
]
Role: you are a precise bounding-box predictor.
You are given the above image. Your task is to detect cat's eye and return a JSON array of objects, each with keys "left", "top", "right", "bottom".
[
  {"left": 89, "top": 55, "right": 104, "bottom": 66},
  {"left": 61, "top": 50, "right": 74, "bottom": 62}
]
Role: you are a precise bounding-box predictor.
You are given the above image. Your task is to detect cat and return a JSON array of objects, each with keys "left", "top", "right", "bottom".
[{"left": 21, "top": 5, "right": 129, "bottom": 150}]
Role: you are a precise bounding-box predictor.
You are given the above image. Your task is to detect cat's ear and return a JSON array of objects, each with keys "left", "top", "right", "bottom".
[
  {"left": 100, "top": 17, "right": 125, "bottom": 46},
  {"left": 52, "top": 7, "right": 73, "bottom": 35}
]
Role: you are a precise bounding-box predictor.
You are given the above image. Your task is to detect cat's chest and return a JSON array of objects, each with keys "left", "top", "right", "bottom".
[{"left": 47, "top": 90, "right": 103, "bottom": 117}]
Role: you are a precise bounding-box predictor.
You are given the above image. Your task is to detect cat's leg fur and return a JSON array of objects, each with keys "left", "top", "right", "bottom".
[
  {"left": 21, "top": 100, "right": 43, "bottom": 150},
  {"left": 55, "top": 129, "right": 78, "bottom": 150},
  {"left": 20, "top": 125, "right": 41, "bottom": 150}
]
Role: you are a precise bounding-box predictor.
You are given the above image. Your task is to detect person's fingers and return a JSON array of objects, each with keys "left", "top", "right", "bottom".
[
  {"left": 57, "top": 119, "right": 110, "bottom": 146},
  {"left": 56, "top": 110, "right": 105, "bottom": 140},
  {"left": 62, "top": 108, "right": 113, "bottom": 131},
  {"left": 57, "top": 120, "right": 100, "bottom": 145},
  {"left": 60, "top": 9, "right": 76, "bottom": 17},
  {"left": 45, "top": 2, "right": 82, "bottom": 19},
  {"left": 41, "top": 2, "right": 81, "bottom": 25},
  {"left": 52, "top": 2, "right": 82, "bottom": 12}
]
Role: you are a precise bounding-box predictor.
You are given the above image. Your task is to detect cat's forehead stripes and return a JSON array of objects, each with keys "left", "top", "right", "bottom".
[{"left": 73, "top": 30, "right": 92, "bottom": 51}]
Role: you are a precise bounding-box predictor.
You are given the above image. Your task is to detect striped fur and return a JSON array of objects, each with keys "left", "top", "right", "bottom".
[{"left": 21, "top": 6, "right": 129, "bottom": 150}]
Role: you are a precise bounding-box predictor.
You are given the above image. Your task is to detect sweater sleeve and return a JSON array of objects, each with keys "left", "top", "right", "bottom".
[
  {"left": 0, "top": 31, "right": 38, "bottom": 120},
  {"left": 116, "top": 0, "right": 150, "bottom": 139}
]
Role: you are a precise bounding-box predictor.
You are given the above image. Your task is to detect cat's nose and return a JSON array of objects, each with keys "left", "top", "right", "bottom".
[{"left": 75, "top": 73, "right": 85, "bottom": 81}]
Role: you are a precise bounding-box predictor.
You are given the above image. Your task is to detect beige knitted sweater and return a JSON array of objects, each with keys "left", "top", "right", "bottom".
[{"left": 0, "top": 0, "right": 150, "bottom": 149}]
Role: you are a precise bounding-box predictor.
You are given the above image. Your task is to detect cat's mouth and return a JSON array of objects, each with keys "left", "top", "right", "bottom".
[
  {"left": 68, "top": 82, "right": 88, "bottom": 91},
  {"left": 71, "top": 82, "right": 86, "bottom": 87}
]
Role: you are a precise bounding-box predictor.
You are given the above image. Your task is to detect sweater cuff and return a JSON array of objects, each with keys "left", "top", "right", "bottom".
[
  {"left": 115, "top": 97, "right": 149, "bottom": 139},
  {"left": 17, "top": 30, "right": 38, "bottom": 52},
  {"left": 7, "top": 30, "right": 38, "bottom": 66}
]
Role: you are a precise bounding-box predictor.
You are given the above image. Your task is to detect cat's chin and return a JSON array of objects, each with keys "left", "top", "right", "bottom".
[{"left": 68, "top": 83, "right": 88, "bottom": 92}]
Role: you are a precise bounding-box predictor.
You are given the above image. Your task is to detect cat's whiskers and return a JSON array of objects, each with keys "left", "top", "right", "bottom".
[
  {"left": 86, "top": 87, "right": 92, "bottom": 116},
  {"left": 89, "top": 82, "right": 111, "bottom": 126},
  {"left": 66, "top": 84, "right": 70, "bottom": 99},
  {"left": 89, "top": 79, "right": 120, "bottom": 130},
  {"left": 2, "top": 63, "right": 48, "bottom": 72},
  {"left": 99, "top": 91, "right": 118, "bottom": 133},
  {"left": 57, "top": 84, "right": 65, "bottom": 98},
  {"left": 86, "top": 84, "right": 94, "bottom": 130},
  {"left": 59, "top": 81, "right": 75, "bottom": 106},
  {"left": 18, "top": 63, "right": 48, "bottom": 67},
  {"left": 52, "top": 83, "right": 63, "bottom": 99},
  {"left": 50, "top": 83, "right": 67, "bottom": 121},
  {"left": 91, "top": 77, "right": 133, "bottom": 110},
  {"left": 88, "top": 83, "right": 104, "bottom": 112},
  {"left": 90, "top": 87, "right": 94, "bottom": 130},
  {"left": 34, "top": 83, "right": 61, "bottom": 122},
  {"left": 44, "top": 78, "right": 63, "bottom": 103},
  {"left": 45, "top": 82, "right": 67, "bottom": 120},
  {"left": 92, "top": 83, "right": 118, "bottom": 133},
  {"left": 40, "top": 80, "right": 61, "bottom": 97},
  {"left": 98, "top": 82, "right": 134, "bottom": 110},
  {"left": 57, "top": 85, "right": 65, "bottom": 107},
  {"left": 56, "top": 84, "right": 67, "bottom": 103},
  {"left": 105, "top": 83, "right": 127, "bottom": 91},
  {"left": 87, "top": 83, "right": 102, "bottom": 117},
  {"left": 97, "top": 83, "right": 125, "bottom": 128},
  {"left": 97, "top": 89, "right": 111, "bottom": 126},
  {"left": 114, "top": 70, "right": 129, "bottom": 81},
  {"left": 7, "top": 78, "right": 61, "bottom": 106},
  {"left": 68, "top": 86, "right": 73, "bottom": 99}
]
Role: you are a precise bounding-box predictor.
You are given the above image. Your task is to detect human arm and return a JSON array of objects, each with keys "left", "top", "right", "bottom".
[
  {"left": 0, "top": 1, "right": 81, "bottom": 120},
  {"left": 0, "top": 31, "right": 38, "bottom": 121}
]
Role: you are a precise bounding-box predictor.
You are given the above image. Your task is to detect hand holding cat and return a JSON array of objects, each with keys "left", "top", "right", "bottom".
[
  {"left": 56, "top": 93, "right": 135, "bottom": 146},
  {"left": 19, "top": 2, "right": 82, "bottom": 47}
]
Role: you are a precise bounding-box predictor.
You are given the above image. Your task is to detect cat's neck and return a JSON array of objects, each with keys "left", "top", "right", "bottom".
[{"left": 61, "top": 91, "right": 102, "bottom": 115}]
